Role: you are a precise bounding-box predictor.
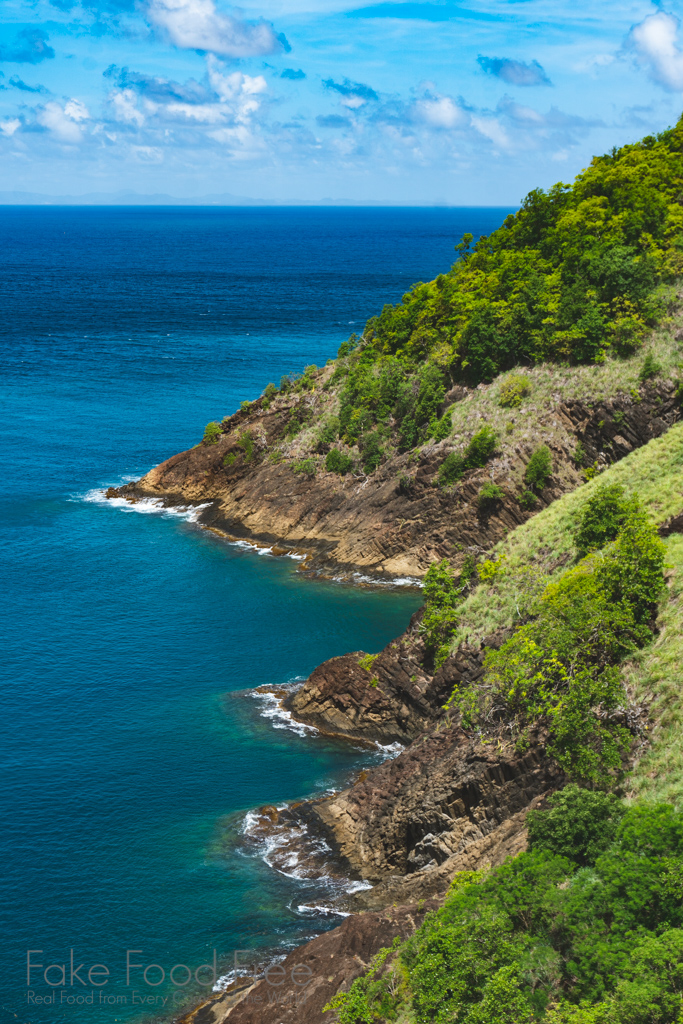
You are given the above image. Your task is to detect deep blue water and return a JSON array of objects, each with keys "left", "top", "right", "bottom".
[{"left": 0, "top": 206, "right": 513, "bottom": 1023}]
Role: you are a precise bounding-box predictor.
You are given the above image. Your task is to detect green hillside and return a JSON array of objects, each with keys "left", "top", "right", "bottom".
[
  {"left": 365, "top": 118, "right": 683, "bottom": 384},
  {"left": 325, "top": 424, "right": 683, "bottom": 1024}
]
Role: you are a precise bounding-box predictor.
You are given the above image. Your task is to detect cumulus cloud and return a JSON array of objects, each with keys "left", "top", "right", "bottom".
[
  {"left": 0, "top": 28, "right": 55, "bottom": 65},
  {"left": 145, "top": 0, "right": 289, "bottom": 58},
  {"left": 412, "top": 93, "right": 468, "bottom": 129},
  {"left": 281, "top": 68, "right": 306, "bottom": 80},
  {"left": 477, "top": 55, "right": 551, "bottom": 87},
  {"left": 36, "top": 99, "right": 90, "bottom": 143},
  {"left": 323, "top": 77, "right": 378, "bottom": 108},
  {"left": 625, "top": 10, "right": 683, "bottom": 92},
  {"left": 103, "top": 56, "right": 267, "bottom": 160}
]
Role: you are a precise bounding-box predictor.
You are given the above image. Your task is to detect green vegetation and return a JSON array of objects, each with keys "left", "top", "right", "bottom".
[
  {"left": 318, "top": 416, "right": 340, "bottom": 445},
  {"left": 326, "top": 448, "right": 354, "bottom": 475},
  {"left": 358, "top": 653, "right": 379, "bottom": 672},
  {"left": 325, "top": 792, "right": 683, "bottom": 1024},
  {"left": 223, "top": 453, "right": 237, "bottom": 467},
  {"left": 444, "top": 420, "right": 683, "bottom": 647},
  {"left": 449, "top": 502, "right": 666, "bottom": 781},
  {"left": 640, "top": 352, "right": 663, "bottom": 382},
  {"left": 524, "top": 446, "right": 553, "bottom": 492},
  {"left": 420, "top": 555, "right": 476, "bottom": 664},
  {"left": 519, "top": 489, "right": 538, "bottom": 511},
  {"left": 238, "top": 430, "right": 256, "bottom": 462},
  {"left": 438, "top": 425, "right": 499, "bottom": 486},
  {"left": 478, "top": 482, "right": 505, "bottom": 513},
  {"left": 202, "top": 421, "right": 221, "bottom": 445},
  {"left": 361, "top": 119, "right": 683, "bottom": 383},
  {"left": 574, "top": 483, "right": 641, "bottom": 557},
  {"left": 292, "top": 458, "right": 316, "bottom": 477},
  {"left": 499, "top": 374, "right": 532, "bottom": 408}
]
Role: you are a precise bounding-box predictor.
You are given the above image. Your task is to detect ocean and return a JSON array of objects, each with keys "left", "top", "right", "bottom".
[{"left": 0, "top": 205, "right": 513, "bottom": 1022}]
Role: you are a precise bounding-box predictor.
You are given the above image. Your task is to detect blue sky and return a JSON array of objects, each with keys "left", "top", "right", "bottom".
[{"left": 2, "top": 0, "right": 683, "bottom": 201}]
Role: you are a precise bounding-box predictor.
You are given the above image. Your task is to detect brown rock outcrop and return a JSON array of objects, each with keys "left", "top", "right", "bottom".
[
  {"left": 179, "top": 901, "right": 440, "bottom": 1024},
  {"left": 300, "top": 723, "right": 562, "bottom": 882},
  {"left": 114, "top": 380, "right": 681, "bottom": 581}
]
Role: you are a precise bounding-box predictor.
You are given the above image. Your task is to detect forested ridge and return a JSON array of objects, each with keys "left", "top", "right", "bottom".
[{"left": 366, "top": 117, "right": 683, "bottom": 383}]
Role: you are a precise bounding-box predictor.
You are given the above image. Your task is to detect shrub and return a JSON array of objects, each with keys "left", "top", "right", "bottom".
[
  {"left": 397, "top": 472, "right": 413, "bottom": 494},
  {"left": 358, "top": 653, "right": 379, "bottom": 672},
  {"left": 264, "top": 382, "right": 277, "bottom": 399},
  {"left": 575, "top": 483, "right": 642, "bottom": 557},
  {"left": 223, "top": 453, "right": 237, "bottom": 467},
  {"left": 292, "top": 458, "right": 316, "bottom": 477},
  {"left": 527, "top": 785, "right": 626, "bottom": 866},
  {"left": 430, "top": 412, "right": 452, "bottom": 442},
  {"left": 238, "top": 430, "right": 255, "bottom": 462},
  {"left": 524, "top": 445, "right": 553, "bottom": 492},
  {"left": 439, "top": 451, "right": 466, "bottom": 486},
  {"left": 519, "top": 489, "right": 538, "bottom": 510},
  {"left": 478, "top": 482, "right": 505, "bottom": 512},
  {"left": 477, "top": 554, "right": 506, "bottom": 582},
  {"left": 240, "top": 400, "right": 252, "bottom": 412},
  {"left": 639, "top": 352, "right": 662, "bottom": 382},
  {"left": 466, "top": 425, "right": 499, "bottom": 468},
  {"left": 498, "top": 374, "right": 531, "bottom": 408},
  {"left": 317, "top": 416, "right": 340, "bottom": 445},
  {"left": 573, "top": 441, "right": 587, "bottom": 467},
  {"left": 326, "top": 448, "right": 353, "bottom": 475},
  {"left": 420, "top": 558, "right": 475, "bottom": 664},
  {"left": 438, "top": 426, "right": 498, "bottom": 487},
  {"left": 360, "top": 430, "right": 383, "bottom": 473},
  {"left": 483, "top": 507, "right": 665, "bottom": 781},
  {"left": 202, "top": 421, "right": 221, "bottom": 445}
]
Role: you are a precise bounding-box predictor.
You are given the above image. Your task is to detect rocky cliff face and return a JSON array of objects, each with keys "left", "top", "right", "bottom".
[
  {"left": 114, "top": 378, "right": 681, "bottom": 581},
  {"left": 296, "top": 723, "right": 562, "bottom": 884},
  {"left": 283, "top": 610, "right": 494, "bottom": 745}
]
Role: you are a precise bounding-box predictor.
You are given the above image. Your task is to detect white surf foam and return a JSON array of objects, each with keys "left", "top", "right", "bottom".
[
  {"left": 83, "top": 487, "right": 210, "bottom": 522},
  {"left": 250, "top": 688, "right": 318, "bottom": 738}
]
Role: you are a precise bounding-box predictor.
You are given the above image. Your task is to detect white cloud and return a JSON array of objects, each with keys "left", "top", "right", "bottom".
[
  {"left": 1, "top": 118, "right": 21, "bottom": 137},
  {"left": 145, "top": 0, "right": 285, "bottom": 58},
  {"left": 471, "top": 115, "right": 511, "bottom": 149},
  {"left": 206, "top": 55, "right": 267, "bottom": 121},
  {"left": 111, "top": 89, "right": 145, "bottom": 126},
  {"left": 626, "top": 10, "right": 683, "bottom": 92},
  {"left": 36, "top": 99, "right": 90, "bottom": 143},
  {"left": 413, "top": 95, "right": 467, "bottom": 129}
]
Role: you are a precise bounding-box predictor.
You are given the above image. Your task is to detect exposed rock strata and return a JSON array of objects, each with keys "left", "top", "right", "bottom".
[
  {"left": 285, "top": 604, "right": 515, "bottom": 746},
  {"left": 178, "top": 901, "right": 440, "bottom": 1024},
  {"left": 115, "top": 380, "right": 680, "bottom": 581},
  {"left": 296, "top": 724, "right": 562, "bottom": 882}
]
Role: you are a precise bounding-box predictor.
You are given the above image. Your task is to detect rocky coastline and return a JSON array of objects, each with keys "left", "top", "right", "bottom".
[{"left": 111, "top": 373, "right": 683, "bottom": 1023}]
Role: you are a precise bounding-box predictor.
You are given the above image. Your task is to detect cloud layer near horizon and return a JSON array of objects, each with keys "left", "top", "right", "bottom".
[{"left": 1, "top": 1, "right": 682, "bottom": 202}]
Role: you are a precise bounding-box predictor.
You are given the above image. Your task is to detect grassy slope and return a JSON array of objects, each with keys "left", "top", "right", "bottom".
[
  {"left": 437, "top": 413, "right": 683, "bottom": 805},
  {"left": 449, "top": 416, "right": 683, "bottom": 644},
  {"left": 624, "top": 531, "right": 683, "bottom": 807}
]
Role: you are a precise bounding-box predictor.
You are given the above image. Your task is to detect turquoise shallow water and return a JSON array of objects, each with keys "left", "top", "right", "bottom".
[{"left": 0, "top": 205, "right": 513, "bottom": 1023}]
